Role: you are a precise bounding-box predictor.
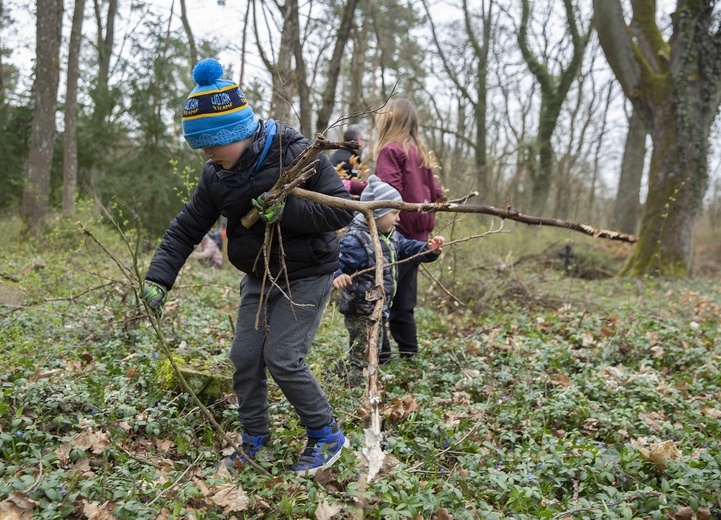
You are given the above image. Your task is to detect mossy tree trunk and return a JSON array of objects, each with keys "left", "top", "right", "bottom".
[
  {"left": 518, "top": 0, "right": 591, "bottom": 216},
  {"left": 595, "top": 0, "right": 721, "bottom": 276}
]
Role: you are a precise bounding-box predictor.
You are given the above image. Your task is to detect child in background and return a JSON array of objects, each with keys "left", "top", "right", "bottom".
[
  {"left": 140, "top": 59, "right": 353, "bottom": 475},
  {"left": 374, "top": 98, "right": 445, "bottom": 360},
  {"left": 191, "top": 233, "right": 223, "bottom": 269},
  {"left": 333, "top": 175, "right": 444, "bottom": 384}
]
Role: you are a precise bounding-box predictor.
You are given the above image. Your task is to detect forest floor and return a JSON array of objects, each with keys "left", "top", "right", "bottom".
[{"left": 0, "top": 215, "right": 720, "bottom": 519}]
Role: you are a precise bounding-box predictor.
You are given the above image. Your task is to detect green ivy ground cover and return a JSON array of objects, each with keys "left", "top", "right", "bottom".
[{"left": 0, "top": 220, "right": 720, "bottom": 519}]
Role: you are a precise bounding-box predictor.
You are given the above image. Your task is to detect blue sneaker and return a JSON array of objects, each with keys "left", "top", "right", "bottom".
[
  {"left": 222, "top": 432, "right": 270, "bottom": 470},
  {"left": 291, "top": 420, "right": 350, "bottom": 475}
]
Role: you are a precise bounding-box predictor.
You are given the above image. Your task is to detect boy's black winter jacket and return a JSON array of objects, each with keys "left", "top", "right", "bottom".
[{"left": 146, "top": 120, "right": 353, "bottom": 290}]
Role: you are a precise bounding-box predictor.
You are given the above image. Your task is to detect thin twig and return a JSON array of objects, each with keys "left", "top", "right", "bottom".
[
  {"left": 551, "top": 491, "right": 664, "bottom": 519},
  {"left": 147, "top": 453, "right": 203, "bottom": 507},
  {"left": 80, "top": 222, "right": 271, "bottom": 477}
]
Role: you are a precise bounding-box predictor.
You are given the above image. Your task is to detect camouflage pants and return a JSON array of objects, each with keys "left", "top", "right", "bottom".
[{"left": 344, "top": 315, "right": 391, "bottom": 376}]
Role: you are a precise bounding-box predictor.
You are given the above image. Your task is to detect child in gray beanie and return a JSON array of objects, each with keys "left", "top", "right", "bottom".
[{"left": 333, "top": 175, "right": 444, "bottom": 385}]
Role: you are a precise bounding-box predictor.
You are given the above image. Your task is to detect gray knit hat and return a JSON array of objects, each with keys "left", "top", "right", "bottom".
[{"left": 361, "top": 175, "right": 402, "bottom": 219}]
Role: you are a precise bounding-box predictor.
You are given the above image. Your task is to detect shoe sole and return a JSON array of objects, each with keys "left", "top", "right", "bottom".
[{"left": 294, "top": 437, "right": 350, "bottom": 476}]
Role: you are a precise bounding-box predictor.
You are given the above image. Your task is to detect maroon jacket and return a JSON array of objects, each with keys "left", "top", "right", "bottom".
[{"left": 375, "top": 142, "right": 443, "bottom": 241}]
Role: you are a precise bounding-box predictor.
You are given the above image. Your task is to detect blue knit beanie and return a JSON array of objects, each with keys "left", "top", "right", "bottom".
[
  {"left": 182, "top": 59, "right": 259, "bottom": 149},
  {"left": 361, "top": 175, "right": 402, "bottom": 219}
]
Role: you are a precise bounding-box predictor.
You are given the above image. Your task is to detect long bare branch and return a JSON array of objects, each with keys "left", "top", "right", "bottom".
[{"left": 290, "top": 188, "right": 639, "bottom": 243}]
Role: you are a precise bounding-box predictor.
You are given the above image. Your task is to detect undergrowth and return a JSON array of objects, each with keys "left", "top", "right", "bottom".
[{"left": 0, "top": 215, "right": 720, "bottom": 519}]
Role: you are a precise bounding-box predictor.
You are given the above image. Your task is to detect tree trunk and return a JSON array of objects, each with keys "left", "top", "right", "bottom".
[
  {"left": 595, "top": 0, "right": 721, "bottom": 276},
  {"left": 315, "top": 0, "right": 360, "bottom": 134},
  {"left": 92, "top": 0, "right": 117, "bottom": 125},
  {"left": 470, "top": 0, "right": 490, "bottom": 196},
  {"left": 288, "top": 0, "right": 311, "bottom": 135},
  {"left": 179, "top": 0, "right": 197, "bottom": 69},
  {"left": 518, "top": 0, "right": 589, "bottom": 216},
  {"left": 612, "top": 107, "right": 647, "bottom": 234},
  {"left": 63, "top": 0, "right": 86, "bottom": 215},
  {"left": 0, "top": 0, "right": 5, "bottom": 105},
  {"left": 619, "top": 96, "right": 711, "bottom": 276},
  {"left": 265, "top": 1, "right": 295, "bottom": 121},
  {"left": 349, "top": 0, "right": 370, "bottom": 121},
  {"left": 22, "top": 0, "right": 63, "bottom": 233}
]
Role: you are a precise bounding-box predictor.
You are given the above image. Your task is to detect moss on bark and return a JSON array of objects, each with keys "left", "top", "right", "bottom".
[{"left": 155, "top": 356, "right": 233, "bottom": 404}]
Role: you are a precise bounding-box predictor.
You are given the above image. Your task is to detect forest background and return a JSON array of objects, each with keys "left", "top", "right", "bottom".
[
  {"left": 1, "top": 0, "right": 721, "bottom": 519},
  {"left": 3, "top": 0, "right": 721, "bottom": 276}
]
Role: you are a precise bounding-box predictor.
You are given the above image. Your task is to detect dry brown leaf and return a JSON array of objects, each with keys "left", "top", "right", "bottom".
[
  {"left": 650, "top": 346, "right": 665, "bottom": 359},
  {"left": 314, "top": 499, "right": 343, "bottom": 520},
  {"left": 383, "top": 395, "right": 420, "bottom": 421},
  {"left": 153, "top": 437, "right": 175, "bottom": 453},
  {"left": 632, "top": 438, "right": 682, "bottom": 466},
  {"left": 600, "top": 325, "right": 615, "bottom": 337},
  {"left": 672, "top": 506, "right": 694, "bottom": 520},
  {"left": 0, "top": 492, "right": 37, "bottom": 520},
  {"left": 210, "top": 484, "right": 249, "bottom": 512},
  {"left": 432, "top": 507, "right": 453, "bottom": 519},
  {"left": 697, "top": 507, "right": 712, "bottom": 520},
  {"left": 55, "top": 443, "right": 72, "bottom": 465},
  {"left": 551, "top": 373, "right": 571, "bottom": 387},
  {"left": 71, "top": 430, "right": 111, "bottom": 455},
  {"left": 701, "top": 407, "right": 721, "bottom": 419},
  {"left": 581, "top": 332, "right": 595, "bottom": 347},
  {"left": 82, "top": 500, "right": 115, "bottom": 520}
]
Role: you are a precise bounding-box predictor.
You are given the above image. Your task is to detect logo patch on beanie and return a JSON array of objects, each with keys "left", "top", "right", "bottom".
[
  {"left": 183, "top": 85, "right": 247, "bottom": 121},
  {"left": 183, "top": 98, "right": 199, "bottom": 117},
  {"left": 182, "top": 58, "right": 259, "bottom": 149}
]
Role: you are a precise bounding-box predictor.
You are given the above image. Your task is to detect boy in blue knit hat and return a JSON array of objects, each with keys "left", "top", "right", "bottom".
[
  {"left": 140, "top": 59, "right": 354, "bottom": 475},
  {"left": 333, "top": 175, "right": 444, "bottom": 384}
]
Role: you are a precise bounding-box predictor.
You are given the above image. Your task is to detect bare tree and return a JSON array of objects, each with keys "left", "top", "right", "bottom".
[
  {"left": 62, "top": 0, "right": 86, "bottom": 215},
  {"left": 518, "top": 0, "right": 591, "bottom": 215},
  {"left": 595, "top": 0, "right": 721, "bottom": 276},
  {"left": 179, "top": 0, "right": 197, "bottom": 68},
  {"left": 22, "top": 0, "right": 63, "bottom": 233},
  {"left": 422, "top": 0, "right": 494, "bottom": 195},
  {"left": 0, "top": 0, "right": 5, "bottom": 105},
  {"left": 315, "top": 0, "right": 360, "bottom": 134},
  {"left": 92, "top": 0, "right": 118, "bottom": 125},
  {"left": 612, "top": 106, "right": 647, "bottom": 235}
]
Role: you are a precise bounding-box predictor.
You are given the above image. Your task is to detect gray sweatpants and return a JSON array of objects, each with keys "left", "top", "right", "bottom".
[{"left": 229, "top": 273, "right": 334, "bottom": 435}]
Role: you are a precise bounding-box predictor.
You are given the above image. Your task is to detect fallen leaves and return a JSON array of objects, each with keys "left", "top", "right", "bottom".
[
  {"left": 632, "top": 437, "right": 682, "bottom": 467},
  {"left": 0, "top": 492, "right": 37, "bottom": 519}
]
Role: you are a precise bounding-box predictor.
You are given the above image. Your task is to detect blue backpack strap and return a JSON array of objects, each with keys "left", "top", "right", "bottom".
[{"left": 253, "top": 119, "right": 277, "bottom": 174}]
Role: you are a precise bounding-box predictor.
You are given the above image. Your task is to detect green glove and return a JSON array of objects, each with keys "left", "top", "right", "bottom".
[
  {"left": 252, "top": 192, "right": 286, "bottom": 224},
  {"left": 140, "top": 281, "right": 167, "bottom": 318}
]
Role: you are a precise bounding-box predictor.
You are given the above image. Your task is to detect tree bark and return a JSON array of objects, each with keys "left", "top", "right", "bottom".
[
  {"left": 595, "top": 0, "right": 721, "bottom": 276},
  {"left": 0, "top": 0, "right": 5, "bottom": 105},
  {"left": 315, "top": 0, "right": 360, "bottom": 134},
  {"left": 288, "top": 0, "right": 311, "bottom": 135},
  {"left": 518, "top": 0, "right": 590, "bottom": 215},
  {"left": 92, "top": 0, "right": 117, "bottom": 125},
  {"left": 348, "top": 0, "right": 370, "bottom": 120},
  {"left": 612, "top": 107, "right": 647, "bottom": 234},
  {"left": 423, "top": 0, "right": 493, "bottom": 196},
  {"left": 179, "top": 0, "right": 197, "bottom": 69},
  {"left": 22, "top": 0, "right": 63, "bottom": 233},
  {"left": 63, "top": 0, "right": 86, "bottom": 215}
]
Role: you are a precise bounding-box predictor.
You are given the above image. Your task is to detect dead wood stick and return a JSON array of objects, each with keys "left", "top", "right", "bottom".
[
  {"left": 241, "top": 135, "right": 360, "bottom": 229},
  {"left": 287, "top": 188, "right": 639, "bottom": 243}
]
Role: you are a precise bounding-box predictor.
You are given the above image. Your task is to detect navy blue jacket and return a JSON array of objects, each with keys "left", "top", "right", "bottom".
[
  {"left": 146, "top": 120, "right": 353, "bottom": 290},
  {"left": 335, "top": 214, "right": 440, "bottom": 316}
]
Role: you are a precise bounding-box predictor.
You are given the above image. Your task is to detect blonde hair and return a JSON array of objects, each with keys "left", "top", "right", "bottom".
[{"left": 373, "top": 98, "right": 433, "bottom": 169}]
